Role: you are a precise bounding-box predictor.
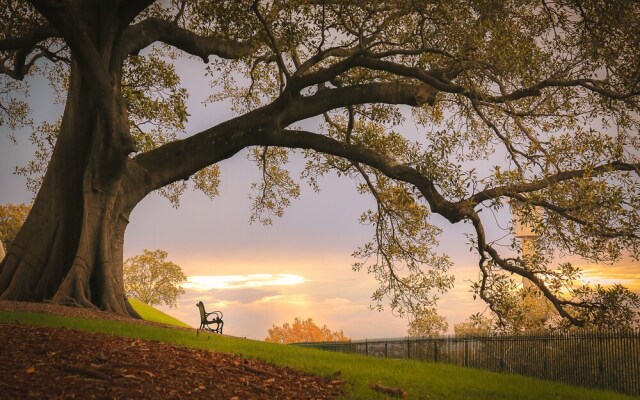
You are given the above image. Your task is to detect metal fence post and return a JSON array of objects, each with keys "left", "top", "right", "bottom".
[
  {"left": 500, "top": 338, "right": 505, "bottom": 372},
  {"left": 464, "top": 340, "right": 469, "bottom": 367},
  {"left": 598, "top": 335, "right": 604, "bottom": 386}
]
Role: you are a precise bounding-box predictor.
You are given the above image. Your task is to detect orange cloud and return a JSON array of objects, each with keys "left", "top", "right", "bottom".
[{"left": 574, "top": 260, "right": 640, "bottom": 292}]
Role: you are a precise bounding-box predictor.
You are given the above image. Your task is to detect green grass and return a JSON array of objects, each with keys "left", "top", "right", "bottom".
[
  {"left": 128, "top": 298, "right": 191, "bottom": 328},
  {"left": 0, "top": 310, "right": 636, "bottom": 400}
]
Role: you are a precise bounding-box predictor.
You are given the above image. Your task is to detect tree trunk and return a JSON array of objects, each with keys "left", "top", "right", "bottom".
[
  {"left": 0, "top": 1, "right": 255, "bottom": 317},
  {"left": 0, "top": 13, "right": 140, "bottom": 316}
]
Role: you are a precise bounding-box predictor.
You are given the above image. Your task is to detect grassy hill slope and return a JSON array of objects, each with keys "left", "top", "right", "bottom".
[
  {"left": 128, "top": 298, "right": 191, "bottom": 328},
  {"left": 0, "top": 310, "right": 634, "bottom": 400}
]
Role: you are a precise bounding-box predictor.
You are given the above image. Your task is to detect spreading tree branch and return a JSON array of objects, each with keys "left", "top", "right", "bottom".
[
  {"left": 470, "top": 161, "right": 640, "bottom": 205},
  {"left": 468, "top": 210, "right": 590, "bottom": 326},
  {"left": 0, "top": 22, "right": 61, "bottom": 80},
  {"left": 292, "top": 54, "right": 639, "bottom": 105},
  {"left": 0, "top": 22, "right": 58, "bottom": 50},
  {"left": 122, "top": 17, "right": 260, "bottom": 62}
]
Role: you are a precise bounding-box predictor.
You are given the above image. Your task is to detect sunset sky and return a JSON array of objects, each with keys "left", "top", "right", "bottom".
[{"left": 1, "top": 59, "right": 638, "bottom": 340}]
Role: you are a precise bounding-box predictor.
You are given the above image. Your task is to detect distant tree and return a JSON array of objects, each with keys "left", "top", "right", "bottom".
[
  {"left": 454, "top": 313, "right": 493, "bottom": 337},
  {"left": 265, "top": 317, "right": 349, "bottom": 344},
  {"left": 123, "top": 249, "right": 186, "bottom": 308},
  {"left": 0, "top": 203, "right": 31, "bottom": 251},
  {"left": 407, "top": 307, "right": 448, "bottom": 338},
  {"left": 491, "top": 287, "right": 560, "bottom": 333}
]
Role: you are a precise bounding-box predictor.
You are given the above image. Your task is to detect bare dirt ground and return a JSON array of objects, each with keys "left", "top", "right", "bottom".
[{"left": 0, "top": 301, "right": 344, "bottom": 399}]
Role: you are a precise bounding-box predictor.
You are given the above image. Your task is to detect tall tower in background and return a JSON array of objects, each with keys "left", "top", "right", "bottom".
[{"left": 512, "top": 204, "right": 542, "bottom": 289}]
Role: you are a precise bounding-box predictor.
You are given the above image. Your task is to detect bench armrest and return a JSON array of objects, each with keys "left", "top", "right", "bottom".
[{"left": 205, "top": 310, "right": 223, "bottom": 320}]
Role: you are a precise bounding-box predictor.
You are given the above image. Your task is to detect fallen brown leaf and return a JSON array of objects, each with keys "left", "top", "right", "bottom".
[{"left": 0, "top": 319, "right": 345, "bottom": 400}]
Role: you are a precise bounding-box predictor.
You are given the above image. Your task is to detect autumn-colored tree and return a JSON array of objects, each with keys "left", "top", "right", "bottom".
[
  {"left": 123, "top": 249, "right": 186, "bottom": 308},
  {"left": 265, "top": 317, "right": 349, "bottom": 344},
  {"left": 0, "top": 203, "right": 31, "bottom": 251},
  {"left": 0, "top": 1, "right": 638, "bottom": 325},
  {"left": 407, "top": 307, "right": 448, "bottom": 338}
]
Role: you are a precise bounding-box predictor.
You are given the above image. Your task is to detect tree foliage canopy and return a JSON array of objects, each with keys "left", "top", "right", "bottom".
[
  {"left": 123, "top": 249, "right": 186, "bottom": 308},
  {"left": 459, "top": 285, "right": 640, "bottom": 334},
  {"left": 454, "top": 313, "right": 494, "bottom": 337},
  {"left": 407, "top": 307, "right": 448, "bottom": 338},
  {"left": 265, "top": 317, "right": 349, "bottom": 344},
  {"left": 0, "top": 0, "right": 638, "bottom": 322},
  {"left": 0, "top": 203, "right": 31, "bottom": 250}
]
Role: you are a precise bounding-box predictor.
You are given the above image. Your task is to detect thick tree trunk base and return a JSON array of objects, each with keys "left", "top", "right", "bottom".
[{"left": 0, "top": 57, "right": 140, "bottom": 319}]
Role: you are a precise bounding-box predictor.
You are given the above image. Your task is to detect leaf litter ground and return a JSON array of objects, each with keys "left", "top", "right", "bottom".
[{"left": 0, "top": 302, "right": 344, "bottom": 399}]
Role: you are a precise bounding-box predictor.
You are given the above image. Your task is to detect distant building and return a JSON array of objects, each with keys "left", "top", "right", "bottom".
[{"left": 512, "top": 202, "right": 543, "bottom": 288}]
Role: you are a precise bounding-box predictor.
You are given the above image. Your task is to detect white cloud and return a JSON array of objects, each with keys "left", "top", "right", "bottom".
[
  {"left": 256, "top": 293, "right": 309, "bottom": 305},
  {"left": 322, "top": 297, "right": 352, "bottom": 306},
  {"left": 183, "top": 274, "right": 306, "bottom": 291}
]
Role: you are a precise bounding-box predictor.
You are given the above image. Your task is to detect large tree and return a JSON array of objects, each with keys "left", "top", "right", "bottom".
[{"left": 0, "top": 1, "right": 638, "bottom": 323}]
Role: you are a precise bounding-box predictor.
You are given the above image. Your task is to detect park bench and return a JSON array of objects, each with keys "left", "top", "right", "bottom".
[{"left": 196, "top": 301, "right": 224, "bottom": 335}]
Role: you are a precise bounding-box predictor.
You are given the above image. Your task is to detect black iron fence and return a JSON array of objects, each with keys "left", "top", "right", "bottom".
[{"left": 293, "top": 329, "right": 640, "bottom": 396}]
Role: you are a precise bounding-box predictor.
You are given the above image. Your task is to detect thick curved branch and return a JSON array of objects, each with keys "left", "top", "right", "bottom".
[
  {"left": 293, "top": 45, "right": 358, "bottom": 78},
  {"left": 470, "top": 161, "right": 640, "bottom": 205},
  {"left": 267, "top": 130, "right": 586, "bottom": 319},
  {"left": 0, "top": 23, "right": 58, "bottom": 51},
  {"left": 128, "top": 98, "right": 465, "bottom": 227},
  {"left": 261, "top": 129, "right": 471, "bottom": 224},
  {"left": 282, "top": 82, "right": 438, "bottom": 125},
  {"left": 292, "top": 55, "right": 463, "bottom": 95},
  {"left": 0, "top": 22, "right": 61, "bottom": 80},
  {"left": 130, "top": 69, "right": 466, "bottom": 221},
  {"left": 293, "top": 53, "right": 639, "bottom": 105},
  {"left": 468, "top": 211, "right": 588, "bottom": 326},
  {"left": 128, "top": 113, "right": 262, "bottom": 204},
  {"left": 122, "top": 17, "right": 259, "bottom": 62},
  {"left": 1, "top": 48, "right": 35, "bottom": 80},
  {"left": 1, "top": 43, "right": 69, "bottom": 80}
]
